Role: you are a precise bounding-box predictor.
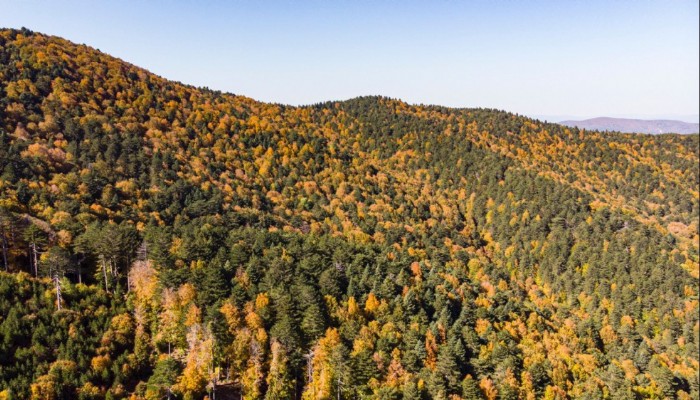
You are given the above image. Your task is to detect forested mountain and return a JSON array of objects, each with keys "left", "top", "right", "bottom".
[{"left": 0, "top": 28, "right": 698, "bottom": 400}]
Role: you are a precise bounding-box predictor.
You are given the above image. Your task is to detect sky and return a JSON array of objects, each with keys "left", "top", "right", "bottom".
[{"left": 1, "top": 1, "right": 698, "bottom": 122}]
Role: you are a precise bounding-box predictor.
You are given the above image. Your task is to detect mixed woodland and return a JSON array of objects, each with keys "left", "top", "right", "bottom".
[{"left": 0, "top": 28, "right": 698, "bottom": 399}]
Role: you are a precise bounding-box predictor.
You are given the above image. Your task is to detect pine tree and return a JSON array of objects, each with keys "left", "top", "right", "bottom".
[
  {"left": 40, "top": 247, "right": 70, "bottom": 310},
  {"left": 462, "top": 375, "right": 483, "bottom": 399},
  {"left": 23, "top": 224, "right": 46, "bottom": 277}
]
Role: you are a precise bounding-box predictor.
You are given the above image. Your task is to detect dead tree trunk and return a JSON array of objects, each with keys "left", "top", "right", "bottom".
[
  {"left": 31, "top": 242, "right": 39, "bottom": 277},
  {"left": 100, "top": 255, "right": 109, "bottom": 293},
  {"left": 53, "top": 273, "right": 62, "bottom": 310}
]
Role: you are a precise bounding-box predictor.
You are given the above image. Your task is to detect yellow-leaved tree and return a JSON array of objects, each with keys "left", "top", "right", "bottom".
[
  {"left": 265, "top": 340, "right": 294, "bottom": 400},
  {"left": 303, "top": 328, "right": 344, "bottom": 400},
  {"left": 174, "top": 323, "right": 214, "bottom": 400}
]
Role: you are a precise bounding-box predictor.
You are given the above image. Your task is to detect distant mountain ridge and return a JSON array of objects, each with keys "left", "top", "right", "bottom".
[{"left": 560, "top": 117, "right": 699, "bottom": 134}]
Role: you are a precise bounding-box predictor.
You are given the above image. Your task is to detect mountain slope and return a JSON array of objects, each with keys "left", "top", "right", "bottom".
[
  {"left": 0, "top": 28, "right": 698, "bottom": 399},
  {"left": 560, "top": 117, "right": 700, "bottom": 134}
]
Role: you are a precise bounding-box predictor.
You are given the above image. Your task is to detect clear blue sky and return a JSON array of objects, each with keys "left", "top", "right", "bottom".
[{"left": 1, "top": 1, "right": 698, "bottom": 121}]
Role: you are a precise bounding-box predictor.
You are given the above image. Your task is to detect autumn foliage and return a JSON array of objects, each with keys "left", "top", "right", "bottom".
[{"left": 0, "top": 28, "right": 697, "bottom": 399}]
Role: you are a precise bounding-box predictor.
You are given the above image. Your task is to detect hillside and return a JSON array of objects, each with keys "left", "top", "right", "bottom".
[
  {"left": 560, "top": 117, "right": 700, "bottom": 135},
  {"left": 0, "top": 28, "right": 698, "bottom": 399}
]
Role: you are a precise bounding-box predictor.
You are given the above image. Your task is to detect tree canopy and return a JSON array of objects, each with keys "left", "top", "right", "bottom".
[{"left": 0, "top": 28, "right": 697, "bottom": 399}]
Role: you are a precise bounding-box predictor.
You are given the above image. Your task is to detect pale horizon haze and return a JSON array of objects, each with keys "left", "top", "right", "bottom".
[{"left": 1, "top": 0, "right": 698, "bottom": 122}]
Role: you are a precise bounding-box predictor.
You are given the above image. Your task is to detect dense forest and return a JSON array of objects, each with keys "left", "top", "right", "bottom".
[{"left": 0, "top": 28, "right": 698, "bottom": 399}]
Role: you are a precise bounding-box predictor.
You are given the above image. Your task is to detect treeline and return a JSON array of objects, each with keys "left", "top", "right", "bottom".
[{"left": 0, "top": 28, "right": 697, "bottom": 399}]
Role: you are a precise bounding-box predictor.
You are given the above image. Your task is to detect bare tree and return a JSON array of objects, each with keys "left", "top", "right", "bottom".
[{"left": 43, "top": 247, "right": 70, "bottom": 310}]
